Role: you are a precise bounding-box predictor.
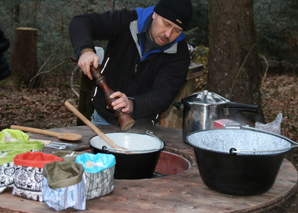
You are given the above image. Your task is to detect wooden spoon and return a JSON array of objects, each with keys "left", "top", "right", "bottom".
[
  {"left": 10, "top": 125, "right": 82, "bottom": 141},
  {"left": 64, "top": 101, "right": 126, "bottom": 150}
]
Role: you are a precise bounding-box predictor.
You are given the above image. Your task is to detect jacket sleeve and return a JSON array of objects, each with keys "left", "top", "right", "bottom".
[
  {"left": 131, "top": 41, "right": 190, "bottom": 119},
  {"left": 69, "top": 9, "right": 135, "bottom": 58}
]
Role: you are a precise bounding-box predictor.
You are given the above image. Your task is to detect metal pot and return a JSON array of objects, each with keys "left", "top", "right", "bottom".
[
  {"left": 174, "top": 90, "right": 259, "bottom": 142},
  {"left": 186, "top": 125, "right": 298, "bottom": 196},
  {"left": 89, "top": 131, "right": 164, "bottom": 179}
]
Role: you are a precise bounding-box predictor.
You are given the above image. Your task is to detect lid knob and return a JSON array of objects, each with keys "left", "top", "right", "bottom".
[{"left": 203, "top": 90, "right": 209, "bottom": 103}]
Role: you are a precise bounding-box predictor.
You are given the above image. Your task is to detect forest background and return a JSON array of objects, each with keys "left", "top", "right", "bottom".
[
  {"left": 0, "top": 0, "right": 296, "bottom": 82},
  {"left": 0, "top": 0, "right": 297, "bottom": 211}
]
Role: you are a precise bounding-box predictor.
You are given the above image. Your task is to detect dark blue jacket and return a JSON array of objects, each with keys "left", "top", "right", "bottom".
[{"left": 69, "top": 6, "right": 190, "bottom": 126}]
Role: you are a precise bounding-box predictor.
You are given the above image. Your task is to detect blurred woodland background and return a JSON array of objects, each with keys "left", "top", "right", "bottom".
[
  {"left": 0, "top": 1, "right": 297, "bottom": 211},
  {"left": 0, "top": 0, "right": 296, "bottom": 86},
  {"left": 0, "top": 0, "right": 297, "bottom": 135}
]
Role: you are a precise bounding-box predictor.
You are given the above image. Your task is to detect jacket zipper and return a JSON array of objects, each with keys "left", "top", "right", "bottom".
[{"left": 134, "top": 64, "right": 138, "bottom": 73}]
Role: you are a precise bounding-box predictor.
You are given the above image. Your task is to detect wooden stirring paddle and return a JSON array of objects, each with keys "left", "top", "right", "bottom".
[
  {"left": 10, "top": 125, "right": 82, "bottom": 141},
  {"left": 64, "top": 101, "right": 126, "bottom": 150}
]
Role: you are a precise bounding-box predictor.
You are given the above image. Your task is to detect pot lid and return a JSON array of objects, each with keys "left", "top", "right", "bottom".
[{"left": 182, "top": 90, "right": 230, "bottom": 105}]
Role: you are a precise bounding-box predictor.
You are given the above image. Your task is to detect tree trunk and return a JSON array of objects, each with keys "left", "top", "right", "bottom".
[
  {"left": 208, "top": 0, "right": 263, "bottom": 123},
  {"left": 208, "top": 1, "right": 261, "bottom": 103},
  {"left": 10, "top": 27, "right": 39, "bottom": 88}
]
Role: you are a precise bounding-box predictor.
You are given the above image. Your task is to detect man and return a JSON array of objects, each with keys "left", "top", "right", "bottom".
[{"left": 69, "top": 0, "right": 193, "bottom": 127}]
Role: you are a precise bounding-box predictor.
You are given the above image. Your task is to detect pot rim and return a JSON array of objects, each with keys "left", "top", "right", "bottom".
[
  {"left": 186, "top": 126, "right": 297, "bottom": 155},
  {"left": 89, "top": 132, "right": 165, "bottom": 154}
]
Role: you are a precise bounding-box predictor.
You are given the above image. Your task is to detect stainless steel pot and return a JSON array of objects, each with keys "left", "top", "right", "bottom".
[
  {"left": 174, "top": 90, "right": 259, "bottom": 142},
  {"left": 186, "top": 125, "right": 298, "bottom": 196}
]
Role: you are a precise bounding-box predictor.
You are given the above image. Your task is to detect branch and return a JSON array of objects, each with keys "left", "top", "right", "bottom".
[
  {"left": 70, "top": 65, "right": 80, "bottom": 98},
  {"left": 29, "top": 54, "right": 54, "bottom": 88},
  {"left": 228, "top": 41, "right": 258, "bottom": 99},
  {"left": 29, "top": 59, "right": 70, "bottom": 88},
  {"left": 259, "top": 54, "right": 269, "bottom": 88}
]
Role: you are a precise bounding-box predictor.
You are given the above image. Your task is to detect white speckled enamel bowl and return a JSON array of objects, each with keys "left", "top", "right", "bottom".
[
  {"left": 186, "top": 127, "right": 298, "bottom": 196},
  {"left": 89, "top": 132, "right": 164, "bottom": 179}
]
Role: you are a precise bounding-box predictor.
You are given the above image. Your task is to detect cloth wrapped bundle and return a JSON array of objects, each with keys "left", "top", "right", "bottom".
[
  {"left": 75, "top": 153, "right": 116, "bottom": 200},
  {"left": 12, "top": 152, "right": 62, "bottom": 201},
  {"left": 0, "top": 151, "right": 22, "bottom": 193},
  {"left": 0, "top": 130, "right": 44, "bottom": 194},
  {"left": 42, "top": 161, "right": 86, "bottom": 211}
]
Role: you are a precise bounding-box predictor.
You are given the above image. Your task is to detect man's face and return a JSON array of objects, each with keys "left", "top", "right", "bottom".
[{"left": 149, "top": 12, "right": 183, "bottom": 46}]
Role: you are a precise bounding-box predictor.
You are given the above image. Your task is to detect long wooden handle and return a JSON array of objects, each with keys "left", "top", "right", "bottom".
[
  {"left": 64, "top": 101, "right": 120, "bottom": 149},
  {"left": 10, "top": 125, "right": 58, "bottom": 137}
]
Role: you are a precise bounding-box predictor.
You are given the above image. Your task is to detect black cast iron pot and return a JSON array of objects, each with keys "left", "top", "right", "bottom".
[
  {"left": 186, "top": 126, "right": 298, "bottom": 196},
  {"left": 89, "top": 132, "right": 164, "bottom": 179}
]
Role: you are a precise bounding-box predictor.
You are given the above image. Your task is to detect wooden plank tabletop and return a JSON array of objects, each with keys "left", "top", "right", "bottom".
[{"left": 0, "top": 125, "right": 297, "bottom": 212}]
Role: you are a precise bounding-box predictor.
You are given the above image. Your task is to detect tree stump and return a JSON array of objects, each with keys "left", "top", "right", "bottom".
[{"left": 10, "top": 27, "right": 38, "bottom": 88}]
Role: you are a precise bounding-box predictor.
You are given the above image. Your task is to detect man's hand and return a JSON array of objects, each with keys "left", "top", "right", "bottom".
[
  {"left": 110, "top": 91, "right": 133, "bottom": 114},
  {"left": 78, "top": 49, "right": 100, "bottom": 80}
]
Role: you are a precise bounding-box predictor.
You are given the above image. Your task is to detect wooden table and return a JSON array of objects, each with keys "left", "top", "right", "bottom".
[{"left": 0, "top": 125, "right": 297, "bottom": 212}]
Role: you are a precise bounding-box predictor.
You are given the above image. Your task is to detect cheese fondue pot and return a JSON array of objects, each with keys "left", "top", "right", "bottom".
[{"left": 89, "top": 132, "right": 164, "bottom": 179}]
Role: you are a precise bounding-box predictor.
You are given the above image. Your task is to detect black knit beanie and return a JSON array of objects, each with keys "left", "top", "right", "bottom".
[{"left": 154, "top": 0, "right": 193, "bottom": 31}]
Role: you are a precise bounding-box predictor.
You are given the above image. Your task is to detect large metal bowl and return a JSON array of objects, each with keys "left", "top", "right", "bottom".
[
  {"left": 186, "top": 127, "right": 296, "bottom": 196},
  {"left": 89, "top": 132, "right": 164, "bottom": 179}
]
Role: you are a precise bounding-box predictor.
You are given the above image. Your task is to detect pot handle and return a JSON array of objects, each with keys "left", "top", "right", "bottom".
[
  {"left": 225, "top": 102, "right": 259, "bottom": 115},
  {"left": 225, "top": 125, "right": 298, "bottom": 154},
  {"left": 145, "top": 130, "right": 155, "bottom": 136},
  {"left": 173, "top": 102, "right": 184, "bottom": 111},
  {"left": 102, "top": 146, "right": 110, "bottom": 153},
  {"left": 230, "top": 145, "right": 298, "bottom": 155},
  {"left": 145, "top": 130, "right": 161, "bottom": 139},
  {"left": 145, "top": 130, "right": 166, "bottom": 149}
]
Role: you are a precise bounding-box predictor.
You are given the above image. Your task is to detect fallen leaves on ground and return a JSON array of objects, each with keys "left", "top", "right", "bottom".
[{"left": 0, "top": 87, "right": 77, "bottom": 129}]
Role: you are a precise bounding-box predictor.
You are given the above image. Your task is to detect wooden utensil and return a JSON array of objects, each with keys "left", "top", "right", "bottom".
[
  {"left": 64, "top": 101, "right": 126, "bottom": 150},
  {"left": 10, "top": 125, "right": 82, "bottom": 141}
]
